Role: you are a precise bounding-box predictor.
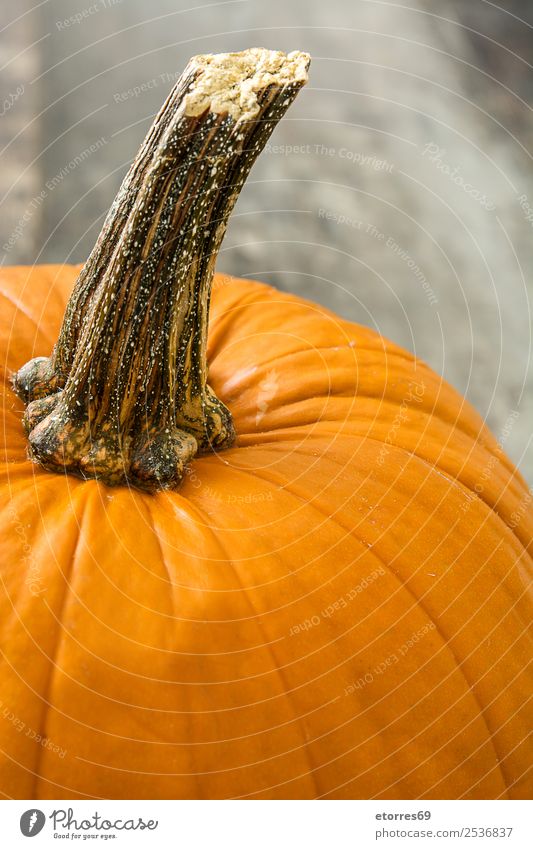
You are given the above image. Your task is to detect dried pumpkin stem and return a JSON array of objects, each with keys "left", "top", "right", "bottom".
[{"left": 13, "top": 48, "right": 310, "bottom": 490}]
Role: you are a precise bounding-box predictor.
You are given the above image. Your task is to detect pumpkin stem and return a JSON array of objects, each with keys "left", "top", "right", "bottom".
[{"left": 13, "top": 48, "right": 310, "bottom": 490}]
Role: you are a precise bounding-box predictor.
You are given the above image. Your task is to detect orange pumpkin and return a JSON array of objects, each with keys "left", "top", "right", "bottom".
[
  {"left": 0, "top": 49, "right": 531, "bottom": 800},
  {"left": 1, "top": 263, "right": 532, "bottom": 799}
]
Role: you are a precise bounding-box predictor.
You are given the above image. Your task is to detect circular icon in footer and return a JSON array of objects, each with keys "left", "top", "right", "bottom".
[{"left": 20, "top": 810, "right": 46, "bottom": 837}]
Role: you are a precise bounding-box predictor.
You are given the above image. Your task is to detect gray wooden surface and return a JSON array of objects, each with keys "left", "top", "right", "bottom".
[{"left": 1, "top": 0, "right": 532, "bottom": 482}]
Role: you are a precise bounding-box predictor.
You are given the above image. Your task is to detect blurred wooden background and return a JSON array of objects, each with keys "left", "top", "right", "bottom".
[{"left": 1, "top": 0, "right": 532, "bottom": 481}]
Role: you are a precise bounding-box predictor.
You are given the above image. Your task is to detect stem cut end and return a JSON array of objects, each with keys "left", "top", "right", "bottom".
[{"left": 184, "top": 48, "right": 310, "bottom": 120}]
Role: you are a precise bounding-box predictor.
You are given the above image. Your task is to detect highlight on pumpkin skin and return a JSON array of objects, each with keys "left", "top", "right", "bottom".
[{"left": 11, "top": 48, "right": 311, "bottom": 492}]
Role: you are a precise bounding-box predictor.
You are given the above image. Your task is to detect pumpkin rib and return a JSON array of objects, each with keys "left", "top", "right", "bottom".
[
  {"left": 3, "top": 470, "right": 528, "bottom": 796},
  {"left": 42, "top": 619, "right": 340, "bottom": 743},
  {"left": 118, "top": 486, "right": 442, "bottom": 792},
  {"left": 214, "top": 526, "right": 322, "bottom": 798},
  {"left": 431, "top": 706, "right": 530, "bottom": 802},
  {"left": 236, "top": 393, "right": 496, "bottom": 476},
  {"left": 79, "top": 487, "right": 190, "bottom": 629},
  {"left": 31, "top": 492, "right": 90, "bottom": 799},
  {"left": 41, "top": 594, "right": 296, "bottom": 697},
  {"left": 216, "top": 338, "right": 414, "bottom": 374},
  {"left": 289, "top": 424, "right": 528, "bottom": 553},
  {"left": 144, "top": 497, "right": 178, "bottom": 623},
  {"left": 3, "top": 428, "right": 528, "bottom": 660},
  {"left": 209, "top": 329, "right": 407, "bottom": 395},
  {"left": 0, "top": 265, "right": 78, "bottom": 361},
  {"left": 46, "top": 578, "right": 289, "bottom": 656},
  {"left": 0, "top": 501, "right": 86, "bottom": 799},
  {"left": 428, "top": 696, "right": 531, "bottom": 801},
  {"left": 335, "top": 592, "right": 533, "bottom": 800},
  {"left": 194, "top": 451, "right": 524, "bottom": 670},
  {"left": 0, "top": 287, "right": 56, "bottom": 351},
  {"left": 155, "top": 457, "right": 357, "bottom": 584},
  {"left": 414, "top": 454, "right": 533, "bottom": 559},
  {"left": 7, "top": 480, "right": 118, "bottom": 795},
  {"left": 234, "top": 430, "right": 533, "bottom": 561},
  {"left": 15, "top": 578, "right": 343, "bottom": 742},
  {"left": 303, "top": 628, "right": 530, "bottom": 801},
  {"left": 22, "top": 468, "right": 364, "bottom": 683},
  {"left": 494, "top": 758, "right": 532, "bottom": 801},
  {"left": 208, "top": 286, "right": 366, "bottom": 345},
  {"left": 209, "top": 279, "right": 405, "bottom": 351},
  {"left": 155, "top": 490, "right": 328, "bottom": 638},
  {"left": 83, "top": 617, "right": 518, "bottom": 798},
  {"left": 183, "top": 464, "right": 524, "bottom": 716},
  {"left": 250, "top": 435, "right": 532, "bottom": 557},
  {"left": 234, "top": 443, "right": 527, "bottom": 582},
  {"left": 53, "top": 492, "right": 325, "bottom": 622},
  {"left": 0, "top": 488, "right": 229, "bottom": 796},
  {"left": 20, "top": 484, "right": 193, "bottom": 650},
  {"left": 0, "top": 744, "right": 101, "bottom": 801},
  {"left": 19, "top": 473, "right": 529, "bottom": 730},
  {"left": 364, "top": 556, "right": 510, "bottom": 797},
  {"left": 246, "top": 423, "right": 511, "bottom": 495},
  {"left": 212, "top": 290, "right": 509, "bottom": 470},
  {"left": 0, "top": 475, "right": 77, "bottom": 624},
  {"left": 225, "top": 456, "right": 531, "bottom": 761},
  {"left": 20, "top": 476, "right": 380, "bottom": 724},
  {"left": 190, "top": 464, "right": 384, "bottom": 593},
  {"left": 6, "top": 416, "right": 522, "bottom": 570}
]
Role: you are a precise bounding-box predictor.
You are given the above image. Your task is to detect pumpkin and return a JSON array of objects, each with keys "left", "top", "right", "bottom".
[{"left": 0, "top": 48, "right": 531, "bottom": 801}]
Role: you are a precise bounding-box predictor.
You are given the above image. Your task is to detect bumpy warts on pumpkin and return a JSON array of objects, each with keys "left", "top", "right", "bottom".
[{"left": 12, "top": 48, "right": 310, "bottom": 491}]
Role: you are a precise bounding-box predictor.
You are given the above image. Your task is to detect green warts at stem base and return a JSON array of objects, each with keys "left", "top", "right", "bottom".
[{"left": 12, "top": 48, "right": 310, "bottom": 492}]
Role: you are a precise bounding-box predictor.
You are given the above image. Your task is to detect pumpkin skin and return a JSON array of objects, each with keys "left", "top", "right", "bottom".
[{"left": 0, "top": 263, "right": 531, "bottom": 800}]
